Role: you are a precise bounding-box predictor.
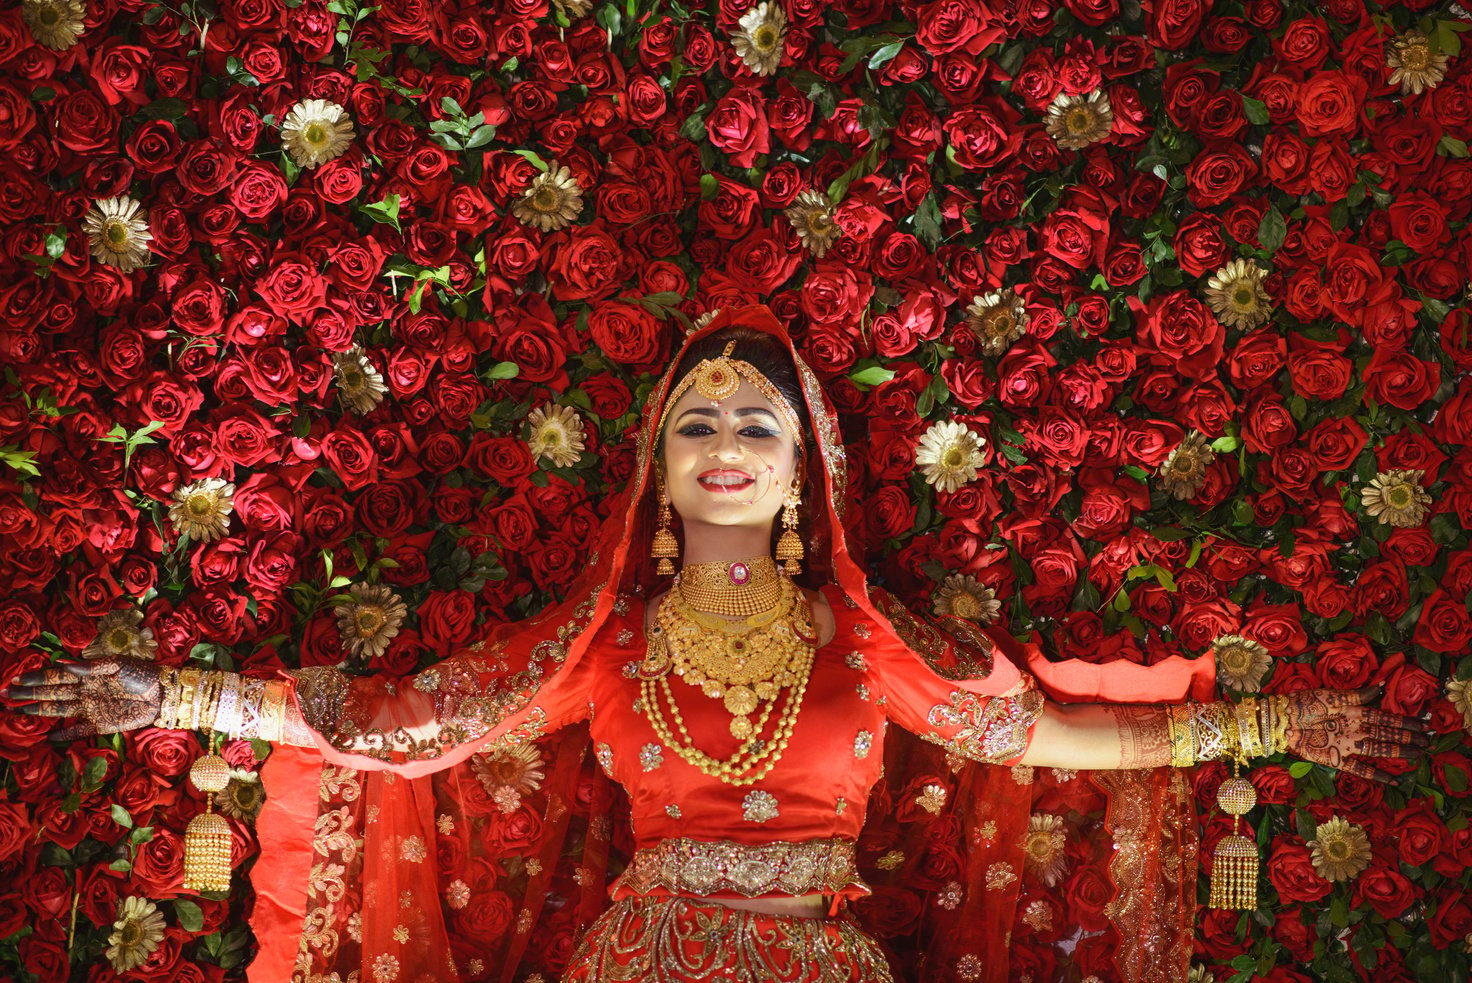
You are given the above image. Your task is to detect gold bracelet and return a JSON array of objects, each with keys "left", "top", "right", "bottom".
[
  {"left": 1235, "top": 697, "right": 1264, "bottom": 759},
  {"left": 1190, "top": 702, "right": 1228, "bottom": 761},
  {"left": 193, "top": 671, "right": 221, "bottom": 732},
  {"left": 1166, "top": 704, "right": 1196, "bottom": 767},
  {"left": 174, "top": 669, "right": 202, "bottom": 733},
  {"left": 259, "top": 680, "right": 290, "bottom": 742},
  {"left": 1269, "top": 695, "right": 1290, "bottom": 755}
]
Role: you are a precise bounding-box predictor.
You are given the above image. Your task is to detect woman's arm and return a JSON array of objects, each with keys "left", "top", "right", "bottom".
[{"left": 1020, "top": 689, "right": 1430, "bottom": 781}]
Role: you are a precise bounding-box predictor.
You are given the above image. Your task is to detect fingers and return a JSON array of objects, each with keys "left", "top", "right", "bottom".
[
  {"left": 1359, "top": 708, "right": 1427, "bottom": 732},
  {"left": 5, "top": 666, "right": 83, "bottom": 690},
  {"left": 4, "top": 683, "right": 83, "bottom": 703},
  {"left": 1336, "top": 757, "right": 1396, "bottom": 784},
  {"left": 1353, "top": 684, "right": 1384, "bottom": 706},
  {"left": 1359, "top": 725, "right": 1431, "bottom": 750},
  {"left": 47, "top": 720, "right": 102, "bottom": 744},
  {"left": 14, "top": 700, "right": 83, "bottom": 718}
]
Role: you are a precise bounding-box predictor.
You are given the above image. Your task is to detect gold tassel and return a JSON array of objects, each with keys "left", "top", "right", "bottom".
[
  {"left": 1209, "top": 761, "right": 1258, "bottom": 910},
  {"left": 183, "top": 752, "right": 232, "bottom": 893}
]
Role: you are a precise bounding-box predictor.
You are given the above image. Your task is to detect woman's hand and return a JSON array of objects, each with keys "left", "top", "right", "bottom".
[
  {"left": 1282, "top": 685, "right": 1431, "bottom": 783},
  {"left": 0, "top": 657, "right": 164, "bottom": 743}
]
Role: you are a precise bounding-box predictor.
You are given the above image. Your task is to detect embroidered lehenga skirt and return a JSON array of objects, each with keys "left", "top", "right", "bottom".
[{"left": 560, "top": 894, "right": 895, "bottom": 983}]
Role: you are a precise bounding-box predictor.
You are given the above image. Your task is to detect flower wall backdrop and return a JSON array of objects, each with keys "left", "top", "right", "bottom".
[{"left": 0, "top": 0, "right": 1471, "bottom": 980}]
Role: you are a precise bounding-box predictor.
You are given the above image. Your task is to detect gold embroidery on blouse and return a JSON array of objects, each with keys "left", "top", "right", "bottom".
[
  {"left": 921, "top": 688, "right": 1045, "bottom": 764},
  {"left": 612, "top": 837, "right": 869, "bottom": 898}
]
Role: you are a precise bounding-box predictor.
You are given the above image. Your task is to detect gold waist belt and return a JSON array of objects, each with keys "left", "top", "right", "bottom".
[{"left": 614, "top": 837, "right": 868, "bottom": 898}]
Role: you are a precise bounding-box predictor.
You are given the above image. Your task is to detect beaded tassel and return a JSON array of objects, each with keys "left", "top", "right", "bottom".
[
  {"left": 1209, "top": 759, "right": 1258, "bottom": 910},
  {"left": 183, "top": 751, "right": 232, "bottom": 893}
]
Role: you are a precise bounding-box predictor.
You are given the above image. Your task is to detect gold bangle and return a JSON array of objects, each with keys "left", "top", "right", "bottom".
[
  {"left": 1190, "top": 702, "right": 1228, "bottom": 761},
  {"left": 193, "top": 671, "right": 221, "bottom": 732},
  {"left": 1270, "top": 695, "right": 1291, "bottom": 755},
  {"left": 174, "top": 669, "right": 202, "bottom": 733},
  {"left": 1166, "top": 704, "right": 1196, "bottom": 767},
  {"left": 1235, "top": 697, "right": 1264, "bottom": 760},
  {"left": 154, "top": 667, "right": 180, "bottom": 729},
  {"left": 259, "top": 680, "right": 290, "bottom": 742}
]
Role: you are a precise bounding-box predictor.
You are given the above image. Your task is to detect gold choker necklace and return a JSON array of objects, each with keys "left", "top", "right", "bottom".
[{"left": 677, "top": 556, "right": 782, "bottom": 617}]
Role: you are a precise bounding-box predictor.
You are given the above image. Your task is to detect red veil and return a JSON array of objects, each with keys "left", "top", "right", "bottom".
[{"left": 248, "top": 305, "right": 1214, "bottom": 983}]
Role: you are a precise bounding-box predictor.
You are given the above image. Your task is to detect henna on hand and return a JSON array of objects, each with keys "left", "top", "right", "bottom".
[
  {"left": 1281, "top": 685, "right": 1430, "bottom": 785},
  {"left": 1, "top": 657, "right": 163, "bottom": 742}
]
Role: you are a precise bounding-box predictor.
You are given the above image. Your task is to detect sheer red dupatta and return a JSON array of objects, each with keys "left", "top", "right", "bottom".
[{"left": 250, "top": 304, "right": 1210, "bottom": 983}]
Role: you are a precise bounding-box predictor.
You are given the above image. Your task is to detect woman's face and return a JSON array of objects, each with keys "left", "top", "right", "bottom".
[{"left": 660, "top": 376, "right": 799, "bottom": 531}]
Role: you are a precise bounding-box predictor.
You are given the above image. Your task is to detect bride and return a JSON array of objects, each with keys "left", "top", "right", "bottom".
[{"left": 3, "top": 305, "right": 1425, "bottom": 983}]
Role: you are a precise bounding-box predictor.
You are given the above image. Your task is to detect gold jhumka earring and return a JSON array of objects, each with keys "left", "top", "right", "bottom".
[
  {"left": 651, "top": 471, "right": 679, "bottom": 577},
  {"left": 775, "top": 475, "right": 803, "bottom": 575}
]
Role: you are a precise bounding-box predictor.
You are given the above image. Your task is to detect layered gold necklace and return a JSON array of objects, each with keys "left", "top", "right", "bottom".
[{"left": 637, "top": 559, "right": 818, "bottom": 786}]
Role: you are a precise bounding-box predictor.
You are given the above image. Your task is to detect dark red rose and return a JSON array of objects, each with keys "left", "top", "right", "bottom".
[
  {"left": 705, "top": 88, "right": 770, "bottom": 168},
  {"left": 1413, "top": 590, "right": 1472, "bottom": 654},
  {"left": 1173, "top": 213, "right": 1230, "bottom": 277},
  {"left": 1184, "top": 143, "right": 1256, "bottom": 207},
  {"left": 1295, "top": 70, "right": 1366, "bottom": 136},
  {"left": 1132, "top": 291, "right": 1223, "bottom": 381},
  {"left": 1362, "top": 349, "right": 1440, "bottom": 412},
  {"left": 1353, "top": 865, "right": 1417, "bottom": 919},
  {"left": 131, "top": 826, "right": 187, "bottom": 898},
  {"left": 1267, "top": 840, "right": 1331, "bottom": 903},
  {"left": 253, "top": 253, "right": 328, "bottom": 324},
  {"left": 547, "top": 223, "right": 625, "bottom": 302},
  {"left": 1149, "top": 0, "right": 1207, "bottom": 49},
  {"left": 942, "top": 100, "right": 1022, "bottom": 169}
]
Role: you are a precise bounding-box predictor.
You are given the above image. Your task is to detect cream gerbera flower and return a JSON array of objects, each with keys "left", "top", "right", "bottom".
[
  {"left": 106, "top": 896, "right": 166, "bottom": 973},
  {"left": 82, "top": 196, "right": 152, "bottom": 273},
  {"left": 1308, "top": 816, "right": 1372, "bottom": 882},
  {"left": 82, "top": 608, "right": 159, "bottom": 661},
  {"left": 1386, "top": 30, "right": 1448, "bottom": 96},
  {"left": 552, "top": 0, "right": 593, "bottom": 18},
  {"left": 1212, "top": 634, "right": 1272, "bottom": 693},
  {"left": 512, "top": 163, "right": 584, "bottom": 232},
  {"left": 334, "top": 583, "right": 408, "bottom": 661},
  {"left": 471, "top": 743, "right": 547, "bottom": 813},
  {"left": 334, "top": 346, "right": 388, "bottom": 415},
  {"left": 1203, "top": 259, "right": 1273, "bottom": 330},
  {"left": 1447, "top": 677, "right": 1472, "bottom": 735},
  {"left": 168, "top": 476, "right": 236, "bottom": 543},
  {"left": 525, "top": 402, "right": 586, "bottom": 469},
  {"left": 280, "top": 98, "right": 355, "bottom": 168},
  {"left": 216, "top": 769, "right": 264, "bottom": 822},
  {"left": 1044, "top": 89, "right": 1114, "bottom": 151},
  {"left": 1361, "top": 469, "right": 1433, "bottom": 528},
  {"left": 23, "top": 0, "right": 85, "bottom": 50},
  {"left": 932, "top": 574, "right": 1001, "bottom": 624},
  {"left": 783, "top": 189, "right": 841, "bottom": 258},
  {"left": 731, "top": 1, "right": 788, "bottom": 76},
  {"left": 963, "top": 289, "right": 1028, "bottom": 356},
  {"left": 690, "top": 308, "right": 722, "bottom": 334},
  {"left": 1157, "top": 431, "right": 1215, "bottom": 502},
  {"left": 1186, "top": 968, "right": 1216, "bottom": 983},
  {"left": 915, "top": 420, "right": 986, "bottom": 493},
  {"left": 1022, "top": 813, "right": 1068, "bottom": 887}
]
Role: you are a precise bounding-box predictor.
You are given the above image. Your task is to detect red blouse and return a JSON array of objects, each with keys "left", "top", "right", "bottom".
[{"left": 518, "top": 583, "right": 1046, "bottom": 899}]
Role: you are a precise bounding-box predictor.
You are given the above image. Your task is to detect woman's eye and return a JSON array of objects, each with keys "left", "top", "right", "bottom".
[
  {"left": 677, "top": 424, "right": 714, "bottom": 436},
  {"left": 677, "top": 424, "right": 776, "bottom": 438},
  {"left": 739, "top": 427, "right": 776, "bottom": 438}
]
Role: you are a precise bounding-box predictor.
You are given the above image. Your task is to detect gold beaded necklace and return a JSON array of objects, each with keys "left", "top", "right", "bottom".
[{"left": 637, "top": 576, "right": 818, "bottom": 786}]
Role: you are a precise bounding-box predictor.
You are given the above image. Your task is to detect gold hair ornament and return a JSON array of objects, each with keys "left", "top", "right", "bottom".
[{"left": 655, "top": 340, "right": 806, "bottom": 459}]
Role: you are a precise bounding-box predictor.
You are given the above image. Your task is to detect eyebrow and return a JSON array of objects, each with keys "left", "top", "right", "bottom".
[{"left": 675, "top": 407, "right": 781, "bottom": 423}]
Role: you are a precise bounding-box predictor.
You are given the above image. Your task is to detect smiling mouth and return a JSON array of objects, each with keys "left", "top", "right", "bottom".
[{"left": 698, "top": 471, "right": 756, "bottom": 494}]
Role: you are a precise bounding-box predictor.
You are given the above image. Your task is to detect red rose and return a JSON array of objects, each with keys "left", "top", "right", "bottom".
[
  {"left": 1149, "top": 0, "right": 1208, "bottom": 49},
  {"left": 1362, "top": 349, "right": 1440, "bottom": 411},
  {"left": 418, "top": 590, "right": 476, "bottom": 655},
  {"left": 1295, "top": 70, "right": 1367, "bottom": 136},
  {"left": 942, "top": 100, "right": 1023, "bottom": 169},
  {"left": 466, "top": 434, "right": 536, "bottom": 484},
  {"left": 1273, "top": 16, "right": 1331, "bottom": 71},
  {"left": 320, "top": 425, "right": 379, "bottom": 492},
  {"left": 1303, "top": 417, "right": 1366, "bottom": 471},
  {"left": 705, "top": 88, "right": 770, "bottom": 168},
  {"left": 1173, "top": 214, "right": 1230, "bottom": 277},
  {"left": 131, "top": 826, "right": 188, "bottom": 898},
  {"left": 1395, "top": 804, "right": 1449, "bottom": 868},
  {"left": 131, "top": 727, "right": 202, "bottom": 779},
  {"left": 1184, "top": 143, "right": 1256, "bottom": 207},
  {"left": 452, "top": 888, "right": 514, "bottom": 943},
  {"left": 1354, "top": 865, "right": 1417, "bottom": 919},
  {"left": 1314, "top": 636, "right": 1376, "bottom": 689},
  {"left": 1133, "top": 291, "right": 1224, "bottom": 381},
  {"left": 1266, "top": 840, "right": 1331, "bottom": 903},
  {"left": 1287, "top": 346, "right": 1350, "bottom": 400},
  {"left": 587, "top": 301, "right": 667, "bottom": 370},
  {"left": 253, "top": 253, "right": 328, "bottom": 324},
  {"left": 547, "top": 223, "right": 625, "bottom": 302},
  {"left": 914, "top": 0, "right": 1002, "bottom": 55},
  {"left": 1412, "top": 590, "right": 1472, "bottom": 654},
  {"left": 52, "top": 90, "right": 121, "bottom": 153}
]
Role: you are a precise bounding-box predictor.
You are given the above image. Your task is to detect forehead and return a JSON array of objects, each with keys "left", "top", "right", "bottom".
[{"left": 666, "top": 377, "right": 783, "bottom": 427}]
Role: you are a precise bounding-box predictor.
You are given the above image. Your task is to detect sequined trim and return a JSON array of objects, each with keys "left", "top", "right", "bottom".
[
  {"left": 612, "top": 837, "right": 869, "bottom": 899},
  {"left": 922, "top": 688, "right": 1046, "bottom": 764},
  {"left": 868, "top": 587, "right": 994, "bottom": 681},
  {"left": 563, "top": 894, "right": 892, "bottom": 982}
]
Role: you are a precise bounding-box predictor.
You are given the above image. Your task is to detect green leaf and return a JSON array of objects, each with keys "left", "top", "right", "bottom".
[
  {"left": 485, "top": 361, "right": 520, "bottom": 381},
  {"left": 699, "top": 173, "right": 719, "bottom": 201},
  {"left": 512, "top": 149, "right": 550, "bottom": 171},
  {"left": 848, "top": 365, "right": 896, "bottom": 388},
  {"left": 130, "top": 826, "right": 155, "bottom": 845},
  {"left": 1241, "top": 96, "right": 1270, "bottom": 125},
  {"left": 110, "top": 804, "right": 133, "bottom": 830},
  {"left": 1289, "top": 761, "right": 1314, "bottom": 779},
  {"left": 359, "top": 193, "right": 401, "bottom": 233},
  {"left": 174, "top": 898, "right": 205, "bottom": 933},
  {"left": 464, "top": 126, "right": 498, "bottom": 150},
  {"left": 1438, "top": 135, "right": 1470, "bottom": 158},
  {"left": 868, "top": 41, "right": 904, "bottom": 69},
  {"left": 1258, "top": 207, "right": 1287, "bottom": 254}
]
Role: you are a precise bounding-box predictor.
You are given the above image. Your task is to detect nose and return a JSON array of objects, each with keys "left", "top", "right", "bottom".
[{"left": 708, "top": 424, "right": 744, "bottom": 462}]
